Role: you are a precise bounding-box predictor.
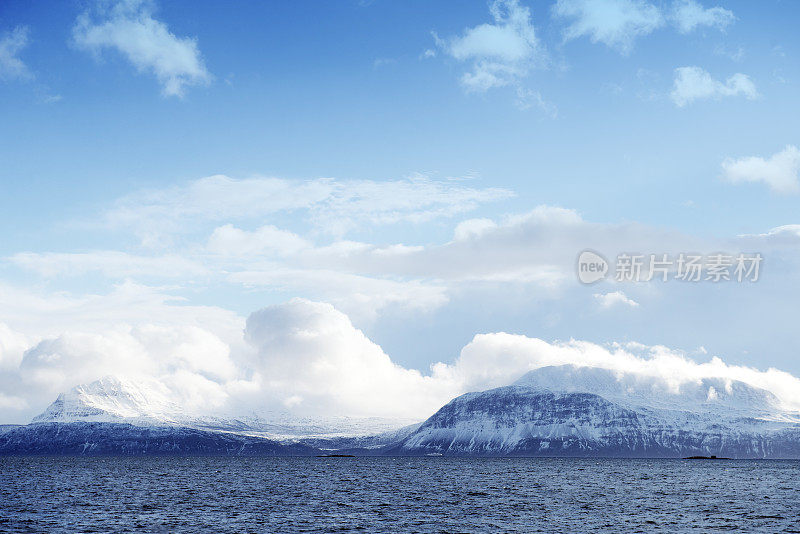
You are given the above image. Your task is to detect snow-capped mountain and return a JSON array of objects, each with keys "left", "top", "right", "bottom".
[
  {"left": 30, "top": 375, "right": 417, "bottom": 440},
  {"left": 394, "top": 365, "right": 800, "bottom": 457},
  {"left": 7, "top": 365, "right": 800, "bottom": 457},
  {"left": 32, "top": 376, "right": 183, "bottom": 425}
]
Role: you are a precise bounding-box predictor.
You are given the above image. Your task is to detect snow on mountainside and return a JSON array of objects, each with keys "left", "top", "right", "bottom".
[
  {"left": 396, "top": 365, "right": 800, "bottom": 458},
  {"left": 30, "top": 375, "right": 417, "bottom": 440},
  {"left": 17, "top": 365, "right": 800, "bottom": 457},
  {"left": 32, "top": 376, "right": 183, "bottom": 425}
]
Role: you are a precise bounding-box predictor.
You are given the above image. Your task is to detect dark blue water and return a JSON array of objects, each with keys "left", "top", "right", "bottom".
[{"left": 1, "top": 457, "right": 798, "bottom": 533}]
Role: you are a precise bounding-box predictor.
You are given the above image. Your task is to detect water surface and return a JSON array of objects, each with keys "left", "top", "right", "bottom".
[{"left": 1, "top": 457, "right": 798, "bottom": 533}]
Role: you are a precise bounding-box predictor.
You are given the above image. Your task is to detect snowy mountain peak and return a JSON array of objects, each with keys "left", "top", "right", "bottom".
[
  {"left": 30, "top": 375, "right": 418, "bottom": 439},
  {"left": 31, "top": 375, "right": 182, "bottom": 425}
]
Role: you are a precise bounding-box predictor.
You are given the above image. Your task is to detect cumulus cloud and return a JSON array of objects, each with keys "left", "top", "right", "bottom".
[
  {"left": 4, "top": 296, "right": 800, "bottom": 425},
  {"left": 18, "top": 325, "right": 235, "bottom": 413},
  {"left": 552, "top": 0, "right": 663, "bottom": 54},
  {"left": 447, "top": 334, "right": 800, "bottom": 411},
  {"left": 594, "top": 290, "right": 639, "bottom": 308},
  {"left": 670, "top": 66, "right": 757, "bottom": 107},
  {"left": 0, "top": 297, "right": 459, "bottom": 421},
  {"left": 721, "top": 145, "right": 800, "bottom": 195},
  {"left": 0, "top": 282, "right": 245, "bottom": 422},
  {"left": 671, "top": 0, "right": 734, "bottom": 33},
  {"left": 435, "top": 0, "right": 544, "bottom": 92},
  {"left": 0, "top": 26, "right": 32, "bottom": 81},
  {"left": 73, "top": 0, "right": 211, "bottom": 97},
  {"left": 232, "top": 299, "right": 800, "bottom": 417},
  {"left": 239, "top": 299, "right": 458, "bottom": 418}
]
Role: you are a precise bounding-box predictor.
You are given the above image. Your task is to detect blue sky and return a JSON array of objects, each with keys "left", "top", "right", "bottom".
[{"left": 1, "top": 0, "right": 799, "bottom": 422}]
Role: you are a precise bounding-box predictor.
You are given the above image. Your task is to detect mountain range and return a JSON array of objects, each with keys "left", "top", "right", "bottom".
[{"left": 3, "top": 365, "right": 800, "bottom": 457}]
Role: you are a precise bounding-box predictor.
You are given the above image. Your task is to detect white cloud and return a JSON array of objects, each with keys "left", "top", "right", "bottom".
[
  {"left": 4, "top": 295, "right": 800, "bottom": 424},
  {"left": 552, "top": 0, "right": 663, "bottom": 54},
  {"left": 713, "top": 43, "right": 745, "bottom": 62},
  {"left": 594, "top": 290, "right": 639, "bottom": 308},
  {"left": 670, "top": 66, "right": 757, "bottom": 107},
  {"left": 15, "top": 198, "right": 761, "bottom": 327},
  {"left": 41, "top": 94, "right": 63, "bottom": 104},
  {"left": 363, "top": 205, "right": 705, "bottom": 287},
  {"left": 553, "top": 0, "right": 734, "bottom": 52},
  {"left": 446, "top": 334, "right": 800, "bottom": 411},
  {"left": 73, "top": 0, "right": 211, "bottom": 97},
  {"left": 671, "top": 0, "right": 734, "bottom": 34},
  {"left": 196, "top": 204, "right": 719, "bottom": 309},
  {"left": 18, "top": 325, "right": 234, "bottom": 413},
  {"left": 744, "top": 225, "right": 800, "bottom": 242},
  {"left": 0, "top": 394, "right": 27, "bottom": 411},
  {"left": 435, "top": 0, "right": 544, "bottom": 92},
  {"left": 106, "top": 174, "right": 513, "bottom": 243},
  {"left": 199, "top": 204, "right": 713, "bottom": 305},
  {"left": 9, "top": 251, "right": 207, "bottom": 278},
  {"left": 0, "top": 323, "right": 30, "bottom": 371},
  {"left": 0, "top": 281, "right": 247, "bottom": 422},
  {"left": 194, "top": 205, "right": 597, "bottom": 294},
  {"left": 0, "top": 297, "right": 458, "bottom": 421},
  {"left": 207, "top": 224, "right": 311, "bottom": 257},
  {"left": 721, "top": 145, "right": 800, "bottom": 195},
  {"left": 0, "top": 281, "right": 244, "bottom": 345},
  {"left": 515, "top": 87, "right": 558, "bottom": 116},
  {"left": 239, "top": 299, "right": 458, "bottom": 418},
  {"left": 453, "top": 218, "right": 499, "bottom": 241},
  {"left": 230, "top": 269, "right": 449, "bottom": 322},
  {"left": 0, "top": 26, "right": 32, "bottom": 81}
]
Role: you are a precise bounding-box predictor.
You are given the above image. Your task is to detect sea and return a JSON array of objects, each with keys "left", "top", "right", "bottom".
[{"left": 1, "top": 457, "right": 798, "bottom": 533}]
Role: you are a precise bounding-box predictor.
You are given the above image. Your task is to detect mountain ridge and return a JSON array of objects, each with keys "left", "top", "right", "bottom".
[{"left": 6, "top": 365, "right": 800, "bottom": 457}]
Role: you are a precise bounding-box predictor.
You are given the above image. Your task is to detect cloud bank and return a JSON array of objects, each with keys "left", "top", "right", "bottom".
[
  {"left": 4, "top": 297, "right": 800, "bottom": 425},
  {"left": 105, "top": 174, "right": 513, "bottom": 245}
]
